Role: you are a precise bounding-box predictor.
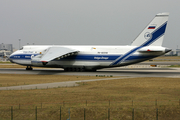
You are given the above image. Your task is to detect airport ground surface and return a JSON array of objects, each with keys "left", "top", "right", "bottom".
[
  {"left": 0, "top": 66, "right": 180, "bottom": 90},
  {"left": 1, "top": 57, "right": 180, "bottom": 119},
  {"left": 0, "top": 67, "right": 180, "bottom": 77},
  {"left": 0, "top": 56, "right": 180, "bottom": 90}
]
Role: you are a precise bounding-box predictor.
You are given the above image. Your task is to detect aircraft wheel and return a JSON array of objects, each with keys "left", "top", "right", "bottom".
[
  {"left": 64, "top": 68, "right": 70, "bottom": 71},
  {"left": 64, "top": 67, "right": 85, "bottom": 72},
  {"left": 76, "top": 68, "right": 81, "bottom": 72},
  {"left": 26, "top": 66, "right": 33, "bottom": 70},
  {"left": 89, "top": 69, "right": 96, "bottom": 72},
  {"left": 64, "top": 68, "right": 67, "bottom": 71}
]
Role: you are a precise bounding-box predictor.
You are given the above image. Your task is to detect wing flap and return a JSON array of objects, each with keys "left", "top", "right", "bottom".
[{"left": 40, "top": 47, "right": 79, "bottom": 62}]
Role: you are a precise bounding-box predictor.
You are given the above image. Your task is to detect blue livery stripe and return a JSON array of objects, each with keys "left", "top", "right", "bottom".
[
  {"left": 111, "top": 47, "right": 142, "bottom": 65},
  {"left": 60, "top": 54, "right": 120, "bottom": 61},
  {"left": 110, "top": 22, "right": 167, "bottom": 66},
  {"left": 9, "top": 54, "right": 39, "bottom": 60},
  {"left": 56, "top": 54, "right": 157, "bottom": 62},
  {"left": 10, "top": 53, "right": 158, "bottom": 63},
  {"left": 141, "top": 22, "right": 167, "bottom": 46}
]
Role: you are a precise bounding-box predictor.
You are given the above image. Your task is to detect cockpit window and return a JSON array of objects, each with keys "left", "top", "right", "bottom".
[{"left": 19, "top": 47, "right": 23, "bottom": 50}]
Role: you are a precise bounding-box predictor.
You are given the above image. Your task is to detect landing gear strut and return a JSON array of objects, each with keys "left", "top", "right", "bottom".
[
  {"left": 26, "top": 66, "right": 33, "bottom": 70},
  {"left": 64, "top": 67, "right": 96, "bottom": 72},
  {"left": 64, "top": 67, "right": 85, "bottom": 72}
]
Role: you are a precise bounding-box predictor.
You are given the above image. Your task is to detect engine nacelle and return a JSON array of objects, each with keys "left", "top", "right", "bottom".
[{"left": 31, "top": 55, "right": 48, "bottom": 66}]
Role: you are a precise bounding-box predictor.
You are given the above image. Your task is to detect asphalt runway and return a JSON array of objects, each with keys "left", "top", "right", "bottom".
[
  {"left": 138, "top": 61, "right": 180, "bottom": 65},
  {"left": 0, "top": 67, "right": 180, "bottom": 77},
  {"left": 0, "top": 67, "right": 180, "bottom": 90}
]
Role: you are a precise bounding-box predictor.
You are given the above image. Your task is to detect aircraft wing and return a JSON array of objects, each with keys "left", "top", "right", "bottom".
[{"left": 40, "top": 47, "right": 79, "bottom": 62}]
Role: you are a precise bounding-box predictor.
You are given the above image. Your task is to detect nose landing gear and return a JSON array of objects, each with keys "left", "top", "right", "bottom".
[{"left": 26, "top": 66, "right": 33, "bottom": 70}]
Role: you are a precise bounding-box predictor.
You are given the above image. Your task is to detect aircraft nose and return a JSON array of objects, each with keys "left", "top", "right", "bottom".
[
  {"left": 9, "top": 53, "right": 15, "bottom": 63},
  {"left": 165, "top": 48, "right": 172, "bottom": 53},
  {"left": 9, "top": 53, "right": 13, "bottom": 59}
]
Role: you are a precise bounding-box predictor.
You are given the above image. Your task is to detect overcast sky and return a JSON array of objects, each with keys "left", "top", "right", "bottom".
[{"left": 0, "top": 0, "right": 179, "bottom": 50}]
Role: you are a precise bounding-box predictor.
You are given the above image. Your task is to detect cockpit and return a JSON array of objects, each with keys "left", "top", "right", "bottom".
[{"left": 19, "top": 47, "right": 23, "bottom": 50}]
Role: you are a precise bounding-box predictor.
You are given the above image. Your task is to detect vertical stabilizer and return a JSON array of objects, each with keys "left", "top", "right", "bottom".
[{"left": 131, "top": 13, "right": 169, "bottom": 46}]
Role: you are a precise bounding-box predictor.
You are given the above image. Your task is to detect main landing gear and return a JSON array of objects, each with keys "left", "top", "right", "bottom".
[
  {"left": 64, "top": 67, "right": 96, "bottom": 72},
  {"left": 26, "top": 66, "right": 33, "bottom": 70},
  {"left": 64, "top": 67, "right": 85, "bottom": 72}
]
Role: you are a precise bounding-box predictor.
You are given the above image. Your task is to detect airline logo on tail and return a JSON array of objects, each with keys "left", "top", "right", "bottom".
[
  {"left": 110, "top": 13, "right": 169, "bottom": 66},
  {"left": 110, "top": 22, "right": 168, "bottom": 66},
  {"left": 144, "top": 32, "right": 152, "bottom": 40},
  {"left": 141, "top": 22, "right": 167, "bottom": 47}
]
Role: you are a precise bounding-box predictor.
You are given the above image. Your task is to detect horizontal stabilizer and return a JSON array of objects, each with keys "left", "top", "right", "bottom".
[{"left": 138, "top": 46, "right": 165, "bottom": 53}]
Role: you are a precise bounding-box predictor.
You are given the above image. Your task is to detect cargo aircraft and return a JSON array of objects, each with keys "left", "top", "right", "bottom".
[{"left": 9, "top": 13, "right": 171, "bottom": 71}]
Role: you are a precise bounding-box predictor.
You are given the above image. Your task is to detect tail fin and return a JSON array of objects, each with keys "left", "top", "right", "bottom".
[{"left": 131, "top": 12, "right": 169, "bottom": 46}]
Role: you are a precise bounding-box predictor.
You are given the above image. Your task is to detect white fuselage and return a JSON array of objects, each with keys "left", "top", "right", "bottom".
[
  {"left": 9, "top": 13, "right": 171, "bottom": 71},
  {"left": 9, "top": 45, "right": 168, "bottom": 70}
]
